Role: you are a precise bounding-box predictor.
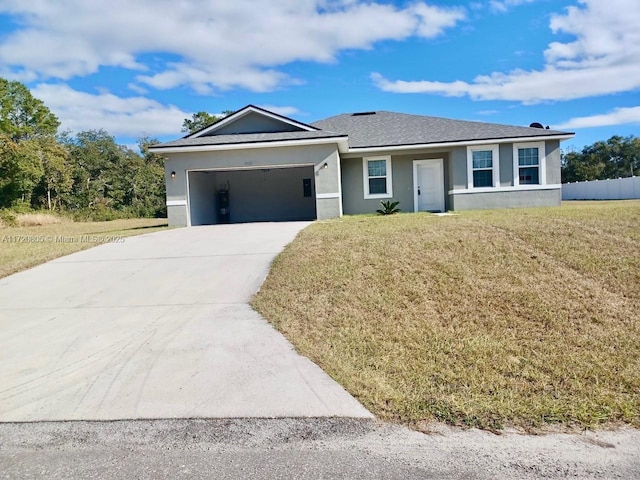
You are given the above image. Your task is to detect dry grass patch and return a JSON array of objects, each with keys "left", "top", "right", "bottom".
[
  {"left": 253, "top": 200, "right": 640, "bottom": 430},
  {"left": 0, "top": 217, "right": 168, "bottom": 278},
  {"left": 15, "top": 212, "right": 67, "bottom": 227}
]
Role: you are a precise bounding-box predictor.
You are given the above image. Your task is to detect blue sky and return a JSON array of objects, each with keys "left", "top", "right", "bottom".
[{"left": 0, "top": 0, "right": 637, "bottom": 152}]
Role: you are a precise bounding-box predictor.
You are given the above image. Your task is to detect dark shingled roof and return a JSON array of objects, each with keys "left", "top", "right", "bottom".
[
  {"left": 311, "top": 111, "right": 571, "bottom": 149},
  {"left": 153, "top": 130, "right": 347, "bottom": 149},
  {"left": 153, "top": 109, "right": 572, "bottom": 151}
]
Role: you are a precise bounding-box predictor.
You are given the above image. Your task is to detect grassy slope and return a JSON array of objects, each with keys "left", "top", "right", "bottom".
[
  {"left": 0, "top": 218, "right": 168, "bottom": 278},
  {"left": 253, "top": 201, "right": 640, "bottom": 430}
]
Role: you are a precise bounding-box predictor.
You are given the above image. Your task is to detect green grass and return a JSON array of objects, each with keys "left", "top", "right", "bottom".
[
  {"left": 0, "top": 216, "right": 168, "bottom": 278},
  {"left": 252, "top": 200, "right": 640, "bottom": 430}
]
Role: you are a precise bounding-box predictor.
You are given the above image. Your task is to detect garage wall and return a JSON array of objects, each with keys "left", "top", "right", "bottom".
[
  {"left": 164, "top": 143, "right": 341, "bottom": 226},
  {"left": 216, "top": 167, "right": 315, "bottom": 223},
  {"left": 188, "top": 171, "right": 218, "bottom": 225}
]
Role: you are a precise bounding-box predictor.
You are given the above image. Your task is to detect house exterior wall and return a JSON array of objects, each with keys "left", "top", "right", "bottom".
[
  {"left": 316, "top": 197, "right": 342, "bottom": 219},
  {"left": 448, "top": 139, "right": 562, "bottom": 210},
  {"left": 163, "top": 143, "right": 340, "bottom": 226},
  {"left": 163, "top": 138, "right": 564, "bottom": 225},
  {"left": 449, "top": 147, "right": 467, "bottom": 191},
  {"left": 499, "top": 143, "right": 514, "bottom": 186},
  {"left": 340, "top": 139, "right": 562, "bottom": 215},
  {"left": 340, "top": 150, "right": 450, "bottom": 215},
  {"left": 451, "top": 188, "right": 561, "bottom": 210},
  {"left": 167, "top": 204, "right": 189, "bottom": 226},
  {"left": 545, "top": 140, "right": 562, "bottom": 185}
]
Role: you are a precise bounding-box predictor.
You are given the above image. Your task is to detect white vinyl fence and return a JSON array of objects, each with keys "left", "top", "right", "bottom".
[{"left": 562, "top": 176, "right": 640, "bottom": 200}]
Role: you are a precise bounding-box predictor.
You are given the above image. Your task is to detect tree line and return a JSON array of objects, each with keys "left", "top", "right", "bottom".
[
  {"left": 561, "top": 135, "right": 640, "bottom": 183},
  {"left": 0, "top": 76, "right": 233, "bottom": 222},
  {"left": 0, "top": 78, "right": 166, "bottom": 221}
]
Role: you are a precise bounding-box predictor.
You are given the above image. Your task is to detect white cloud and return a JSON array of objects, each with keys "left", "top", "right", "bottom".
[
  {"left": 555, "top": 106, "right": 640, "bottom": 129},
  {"left": 0, "top": 1, "right": 465, "bottom": 93},
  {"left": 373, "top": 0, "right": 640, "bottom": 103},
  {"left": 410, "top": 4, "right": 466, "bottom": 37},
  {"left": 127, "top": 83, "right": 149, "bottom": 95},
  {"left": 489, "top": 0, "right": 535, "bottom": 13},
  {"left": 31, "top": 84, "right": 189, "bottom": 138}
]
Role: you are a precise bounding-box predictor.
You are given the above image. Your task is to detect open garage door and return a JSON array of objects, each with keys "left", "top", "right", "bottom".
[{"left": 188, "top": 166, "right": 317, "bottom": 226}]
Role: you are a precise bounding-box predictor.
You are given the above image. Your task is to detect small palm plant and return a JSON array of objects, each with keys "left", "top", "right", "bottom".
[{"left": 376, "top": 200, "right": 401, "bottom": 215}]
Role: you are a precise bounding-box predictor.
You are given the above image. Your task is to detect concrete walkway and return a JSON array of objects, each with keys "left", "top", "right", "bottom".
[{"left": 0, "top": 223, "right": 372, "bottom": 422}]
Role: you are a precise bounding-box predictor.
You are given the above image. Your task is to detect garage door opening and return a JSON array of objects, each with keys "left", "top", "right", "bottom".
[{"left": 188, "top": 166, "right": 317, "bottom": 225}]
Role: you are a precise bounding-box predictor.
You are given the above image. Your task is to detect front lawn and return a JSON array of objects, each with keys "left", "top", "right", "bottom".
[
  {"left": 0, "top": 216, "right": 168, "bottom": 279},
  {"left": 252, "top": 201, "right": 640, "bottom": 430}
]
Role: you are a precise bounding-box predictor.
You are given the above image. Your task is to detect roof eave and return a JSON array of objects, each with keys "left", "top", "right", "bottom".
[
  {"left": 149, "top": 136, "right": 350, "bottom": 154},
  {"left": 347, "top": 133, "right": 575, "bottom": 153}
]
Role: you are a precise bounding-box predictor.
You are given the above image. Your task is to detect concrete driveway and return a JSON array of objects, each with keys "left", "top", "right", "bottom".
[{"left": 0, "top": 222, "right": 371, "bottom": 422}]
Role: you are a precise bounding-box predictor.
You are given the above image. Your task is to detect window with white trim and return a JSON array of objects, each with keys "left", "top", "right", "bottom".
[
  {"left": 467, "top": 145, "right": 499, "bottom": 189},
  {"left": 363, "top": 156, "right": 392, "bottom": 198},
  {"left": 514, "top": 142, "right": 545, "bottom": 186}
]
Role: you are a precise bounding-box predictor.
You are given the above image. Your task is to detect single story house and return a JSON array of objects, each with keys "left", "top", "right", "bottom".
[{"left": 150, "top": 105, "right": 574, "bottom": 227}]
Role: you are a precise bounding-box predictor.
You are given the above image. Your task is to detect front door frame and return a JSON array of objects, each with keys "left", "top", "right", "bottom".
[{"left": 413, "top": 159, "right": 445, "bottom": 213}]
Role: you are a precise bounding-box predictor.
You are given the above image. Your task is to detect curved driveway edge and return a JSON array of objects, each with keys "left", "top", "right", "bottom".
[{"left": 0, "top": 222, "right": 372, "bottom": 421}]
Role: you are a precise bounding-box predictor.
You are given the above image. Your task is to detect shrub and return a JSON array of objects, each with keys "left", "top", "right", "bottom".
[
  {"left": 376, "top": 200, "right": 401, "bottom": 215},
  {"left": 0, "top": 209, "right": 17, "bottom": 227}
]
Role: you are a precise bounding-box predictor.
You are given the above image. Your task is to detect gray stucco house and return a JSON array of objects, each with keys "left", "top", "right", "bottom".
[{"left": 150, "top": 105, "right": 574, "bottom": 227}]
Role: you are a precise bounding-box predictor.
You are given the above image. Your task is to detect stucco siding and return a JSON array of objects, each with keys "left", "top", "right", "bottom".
[
  {"left": 451, "top": 188, "right": 561, "bottom": 210},
  {"left": 165, "top": 164, "right": 187, "bottom": 205},
  {"left": 388, "top": 155, "right": 413, "bottom": 214},
  {"left": 316, "top": 197, "right": 342, "bottom": 219},
  {"left": 452, "top": 141, "right": 562, "bottom": 192},
  {"left": 163, "top": 143, "right": 340, "bottom": 226},
  {"left": 499, "top": 143, "right": 514, "bottom": 187},
  {"left": 545, "top": 140, "right": 561, "bottom": 185},
  {"left": 449, "top": 147, "right": 467, "bottom": 190},
  {"left": 341, "top": 151, "right": 450, "bottom": 215},
  {"left": 167, "top": 204, "right": 188, "bottom": 227},
  {"left": 164, "top": 143, "right": 338, "bottom": 173}
]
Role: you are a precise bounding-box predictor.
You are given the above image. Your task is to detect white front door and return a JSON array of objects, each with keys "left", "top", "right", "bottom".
[{"left": 413, "top": 159, "right": 445, "bottom": 213}]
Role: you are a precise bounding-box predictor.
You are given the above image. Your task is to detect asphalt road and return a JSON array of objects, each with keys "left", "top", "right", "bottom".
[{"left": 2, "top": 419, "right": 639, "bottom": 479}]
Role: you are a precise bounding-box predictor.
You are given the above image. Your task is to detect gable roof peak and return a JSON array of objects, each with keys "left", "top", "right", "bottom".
[{"left": 187, "top": 104, "right": 319, "bottom": 138}]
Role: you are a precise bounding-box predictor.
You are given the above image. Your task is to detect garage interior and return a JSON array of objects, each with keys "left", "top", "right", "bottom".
[{"left": 188, "top": 166, "right": 317, "bottom": 225}]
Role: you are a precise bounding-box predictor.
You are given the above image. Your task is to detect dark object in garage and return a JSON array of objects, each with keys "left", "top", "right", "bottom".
[
  {"left": 303, "top": 178, "right": 312, "bottom": 197},
  {"left": 217, "top": 189, "right": 230, "bottom": 223}
]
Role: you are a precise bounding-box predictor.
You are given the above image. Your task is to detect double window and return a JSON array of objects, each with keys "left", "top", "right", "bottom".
[
  {"left": 465, "top": 142, "right": 546, "bottom": 189},
  {"left": 514, "top": 142, "right": 545, "bottom": 186},
  {"left": 363, "top": 156, "right": 392, "bottom": 198},
  {"left": 467, "top": 145, "right": 499, "bottom": 189}
]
